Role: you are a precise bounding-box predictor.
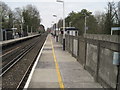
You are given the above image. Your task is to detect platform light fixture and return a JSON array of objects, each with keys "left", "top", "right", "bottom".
[
  {"left": 56, "top": 0, "right": 65, "bottom": 50},
  {"left": 53, "top": 14, "right": 59, "bottom": 42}
]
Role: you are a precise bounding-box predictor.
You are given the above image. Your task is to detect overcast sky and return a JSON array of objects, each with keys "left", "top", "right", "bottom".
[{"left": 1, "top": 0, "right": 119, "bottom": 29}]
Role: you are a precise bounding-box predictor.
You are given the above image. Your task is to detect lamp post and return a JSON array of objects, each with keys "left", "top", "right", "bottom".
[
  {"left": 21, "top": 11, "right": 24, "bottom": 37},
  {"left": 56, "top": 0, "right": 65, "bottom": 50},
  {"left": 53, "top": 15, "right": 58, "bottom": 42},
  {"left": 13, "top": 20, "right": 15, "bottom": 38},
  {"left": 31, "top": 26, "right": 33, "bottom": 35},
  {"left": 0, "top": 27, "right": 2, "bottom": 41},
  {"left": 84, "top": 14, "right": 89, "bottom": 35},
  {"left": 84, "top": 15, "right": 87, "bottom": 35},
  {"left": 69, "top": 22, "right": 72, "bottom": 27},
  {"left": 0, "top": 11, "right": 3, "bottom": 41},
  {"left": 27, "top": 25, "right": 28, "bottom": 35},
  {"left": 53, "top": 15, "right": 57, "bottom": 36},
  {"left": 51, "top": 21, "right": 55, "bottom": 37},
  {"left": 4, "top": 15, "right": 9, "bottom": 40}
]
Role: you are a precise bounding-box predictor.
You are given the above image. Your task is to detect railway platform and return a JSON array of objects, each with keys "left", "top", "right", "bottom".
[
  {"left": 25, "top": 34, "right": 102, "bottom": 88},
  {"left": 1, "top": 34, "right": 39, "bottom": 46}
]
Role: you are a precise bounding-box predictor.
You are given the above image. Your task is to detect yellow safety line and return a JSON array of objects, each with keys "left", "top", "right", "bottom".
[{"left": 50, "top": 37, "right": 64, "bottom": 89}]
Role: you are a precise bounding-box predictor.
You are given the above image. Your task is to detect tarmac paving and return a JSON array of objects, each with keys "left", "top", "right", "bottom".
[{"left": 28, "top": 34, "right": 102, "bottom": 88}]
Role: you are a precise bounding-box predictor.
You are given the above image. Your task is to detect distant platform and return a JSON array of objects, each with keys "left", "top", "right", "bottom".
[{"left": 1, "top": 34, "right": 40, "bottom": 46}]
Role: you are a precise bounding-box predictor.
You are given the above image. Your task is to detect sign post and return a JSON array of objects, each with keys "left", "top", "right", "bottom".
[{"left": 111, "top": 27, "right": 120, "bottom": 35}]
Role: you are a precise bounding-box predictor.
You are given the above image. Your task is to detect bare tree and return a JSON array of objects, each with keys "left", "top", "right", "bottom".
[
  {"left": 0, "top": 1, "right": 13, "bottom": 29},
  {"left": 104, "top": 2, "right": 120, "bottom": 34},
  {"left": 95, "top": 11, "right": 106, "bottom": 34},
  {"left": 22, "top": 4, "right": 41, "bottom": 34},
  {"left": 118, "top": 1, "right": 120, "bottom": 23},
  {"left": 13, "top": 7, "right": 23, "bottom": 33}
]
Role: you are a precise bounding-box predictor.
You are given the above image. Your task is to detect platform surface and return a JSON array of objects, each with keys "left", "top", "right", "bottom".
[{"left": 28, "top": 35, "right": 102, "bottom": 88}]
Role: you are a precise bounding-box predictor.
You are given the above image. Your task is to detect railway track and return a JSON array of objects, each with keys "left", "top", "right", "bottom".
[
  {"left": 1, "top": 36, "right": 39, "bottom": 76},
  {"left": 1, "top": 37, "right": 39, "bottom": 76},
  {"left": 2, "top": 33, "right": 47, "bottom": 89}
]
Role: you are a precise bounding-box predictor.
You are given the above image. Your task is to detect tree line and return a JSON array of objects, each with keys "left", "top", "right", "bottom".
[
  {"left": 0, "top": 1, "right": 43, "bottom": 36},
  {"left": 57, "top": 1, "right": 120, "bottom": 35}
]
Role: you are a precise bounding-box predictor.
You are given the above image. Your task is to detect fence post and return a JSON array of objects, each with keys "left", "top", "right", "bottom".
[
  {"left": 116, "top": 37, "right": 120, "bottom": 90},
  {"left": 84, "top": 38, "right": 87, "bottom": 69},
  {"left": 68, "top": 35, "right": 70, "bottom": 52},
  {"left": 72, "top": 36, "right": 74, "bottom": 56},
  {"left": 77, "top": 36, "right": 79, "bottom": 61},
  {"left": 94, "top": 41, "right": 100, "bottom": 82},
  {"left": 117, "top": 43, "right": 120, "bottom": 90},
  {"left": 117, "top": 66, "right": 120, "bottom": 90},
  {"left": 116, "top": 65, "right": 120, "bottom": 90},
  {"left": 65, "top": 35, "right": 67, "bottom": 50}
]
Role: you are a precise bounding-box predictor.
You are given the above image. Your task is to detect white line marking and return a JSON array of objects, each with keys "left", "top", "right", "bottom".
[{"left": 24, "top": 38, "right": 47, "bottom": 89}]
